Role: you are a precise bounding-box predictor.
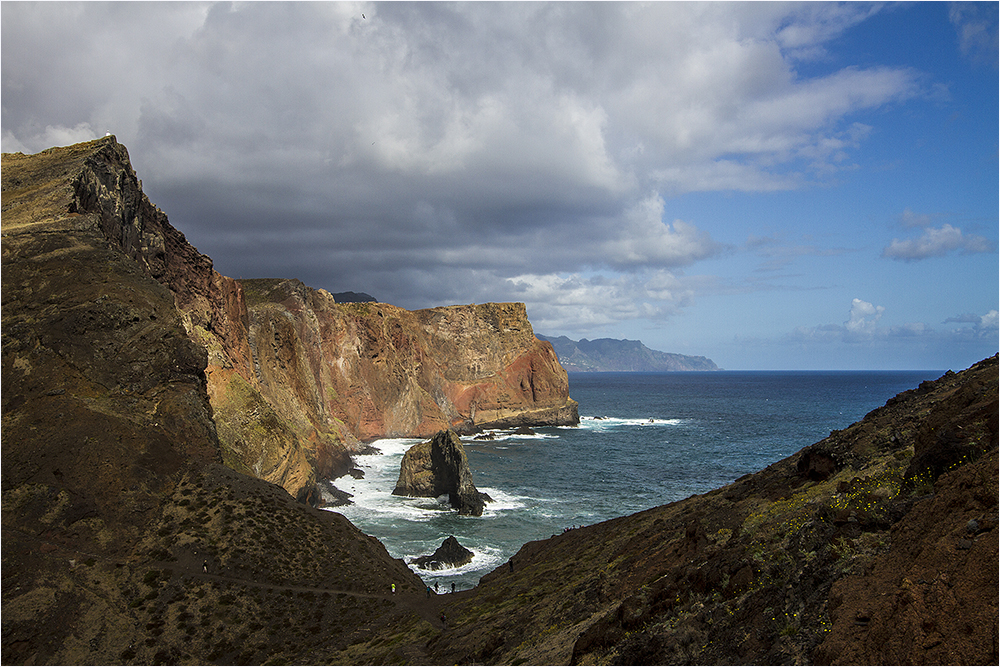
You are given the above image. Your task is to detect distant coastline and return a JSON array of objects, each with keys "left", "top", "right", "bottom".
[{"left": 538, "top": 334, "right": 719, "bottom": 372}]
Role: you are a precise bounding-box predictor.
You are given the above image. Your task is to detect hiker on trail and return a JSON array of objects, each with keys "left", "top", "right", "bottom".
[
  {"left": 509, "top": 560, "right": 514, "bottom": 573},
  {"left": 391, "top": 583, "right": 396, "bottom": 594},
  {"left": 203, "top": 560, "right": 207, "bottom": 573},
  {"left": 451, "top": 582, "right": 455, "bottom": 593},
  {"left": 440, "top": 612, "right": 447, "bottom": 628},
  {"left": 434, "top": 582, "right": 439, "bottom": 593},
  {"left": 426, "top": 585, "right": 431, "bottom": 598}
]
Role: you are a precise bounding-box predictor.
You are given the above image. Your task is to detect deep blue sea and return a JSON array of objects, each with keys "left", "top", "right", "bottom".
[{"left": 328, "top": 370, "right": 942, "bottom": 590}]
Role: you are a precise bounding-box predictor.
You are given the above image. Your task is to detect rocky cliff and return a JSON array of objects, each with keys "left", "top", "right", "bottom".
[
  {"left": 1, "top": 137, "right": 577, "bottom": 506},
  {"left": 2, "top": 139, "right": 427, "bottom": 665},
  {"left": 238, "top": 278, "right": 578, "bottom": 448}
]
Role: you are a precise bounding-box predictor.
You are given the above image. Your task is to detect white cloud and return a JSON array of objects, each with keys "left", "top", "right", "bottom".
[
  {"left": 1, "top": 1, "right": 959, "bottom": 352},
  {"left": 882, "top": 223, "right": 993, "bottom": 261},
  {"left": 981, "top": 310, "right": 1000, "bottom": 330},
  {"left": 1, "top": 123, "right": 99, "bottom": 154},
  {"left": 949, "top": 3, "right": 999, "bottom": 66},
  {"left": 945, "top": 309, "right": 999, "bottom": 338},
  {"left": 506, "top": 269, "right": 697, "bottom": 334},
  {"left": 2, "top": 2, "right": 922, "bottom": 197},
  {"left": 898, "top": 207, "right": 933, "bottom": 229},
  {"left": 602, "top": 195, "right": 719, "bottom": 269},
  {"left": 784, "top": 302, "right": 998, "bottom": 368},
  {"left": 845, "top": 298, "right": 885, "bottom": 335}
]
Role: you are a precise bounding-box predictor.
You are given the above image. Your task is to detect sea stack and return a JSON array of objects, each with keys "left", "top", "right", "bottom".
[
  {"left": 392, "top": 430, "right": 491, "bottom": 516},
  {"left": 410, "top": 536, "right": 475, "bottom": 570}
]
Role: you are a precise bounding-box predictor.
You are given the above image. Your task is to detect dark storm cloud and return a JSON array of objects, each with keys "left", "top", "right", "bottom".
[{"left": 3, "top": 1, "right": 920, "bottom": 319}]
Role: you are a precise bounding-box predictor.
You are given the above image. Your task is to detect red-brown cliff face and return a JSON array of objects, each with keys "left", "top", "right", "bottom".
[
  {"left": 238, "top": 279, "right": 578, "bottom": 444},
  {"left": 54, "top": 136, "right": 577, "bottom": 504}
]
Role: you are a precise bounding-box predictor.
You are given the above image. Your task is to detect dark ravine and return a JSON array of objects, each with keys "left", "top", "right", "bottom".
[{"left": 2, "top": 138, "right": 996, "bottom": 665}]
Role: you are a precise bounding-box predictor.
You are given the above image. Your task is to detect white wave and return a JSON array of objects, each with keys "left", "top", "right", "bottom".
[
  {"left": 577, "top": 415, "right": 685, "bottom": 428},
  {"left": 406, "top": 543, "right": 505, "bottom": 579},
  {"left": 479, "top": 487, "right": 530, "bottom": 513},
  {"left": 462, "top": 430, "right": 559, "bottom": 444},
  {"left": 358, "top": 437, "right": 423, "bottom": 458}
]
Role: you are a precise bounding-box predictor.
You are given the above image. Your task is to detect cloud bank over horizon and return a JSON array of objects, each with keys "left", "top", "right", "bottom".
[{"left": 3, "top": 1, "right": 996, "bottom": 369}]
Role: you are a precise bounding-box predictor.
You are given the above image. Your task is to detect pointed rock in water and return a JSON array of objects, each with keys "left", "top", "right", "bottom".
[
  {"left": 411, "top": 536, "right": 475, "bottom": 570},
  {"left": 392, "top": 429, "right": 491, "bottom": 516}
]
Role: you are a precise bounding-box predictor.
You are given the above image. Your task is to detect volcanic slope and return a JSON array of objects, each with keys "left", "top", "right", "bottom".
[{"left": 1, "top": 140, "right": 431, "bottom": 664}]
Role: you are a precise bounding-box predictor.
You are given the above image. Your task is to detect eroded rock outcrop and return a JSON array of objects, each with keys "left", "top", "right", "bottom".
[
  {"left": 411, "top": 536, "right": 475, "bottom": 570},
  {"left": 392, "top": 430, "right": 491, "bottom": 516},
  {"left": 240, "top": 279, "right": 579, "bottom": 444},
  {"left": 26, "top": 137, "right": 321, "bottom": 504}
]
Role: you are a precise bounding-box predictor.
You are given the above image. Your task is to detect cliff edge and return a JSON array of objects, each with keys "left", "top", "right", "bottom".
[
  {"left": 238, "top": 279, "right": 578, "bottom": 449},
  {"left": 2, "top": 139, "right": 427, "bottom": 665},
  {"left": 2, "top": 137, "right": 577, "bottom": 506}
]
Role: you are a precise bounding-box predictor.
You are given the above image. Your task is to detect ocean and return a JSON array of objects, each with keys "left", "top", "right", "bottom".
[{"left": 328, "top": 370, "right": 942, "bottom": 591}]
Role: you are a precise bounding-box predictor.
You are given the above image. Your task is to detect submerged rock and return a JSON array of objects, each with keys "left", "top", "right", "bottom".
[
  {"left": 392, "top": 429, "right": 491, "bottom": 516},
  {"left": 411, "top": 536, "right": 475, "bottom": 570}
]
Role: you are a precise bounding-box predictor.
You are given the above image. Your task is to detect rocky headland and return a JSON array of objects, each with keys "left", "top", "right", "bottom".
[
  {"left": 2, "top": 137, "right": 577, "bottom": 509},
  {"left": 2, "top": 138, "right": 996, "bottom": 665},
  {"left": 539, "top": 334, "right": 719, "bottom": 372}
]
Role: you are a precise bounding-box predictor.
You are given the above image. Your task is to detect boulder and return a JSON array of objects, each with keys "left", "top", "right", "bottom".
[
  {"left": 411, "top": 536, "right": 475, "bottom": 570},
  {"left": 392, "top": 430, "right": 491, "bottom": 516}
]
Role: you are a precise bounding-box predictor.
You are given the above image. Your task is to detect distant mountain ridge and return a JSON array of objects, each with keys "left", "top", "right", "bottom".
[{"left": 538, "top": 334, "right": 719, "bottom": 372}]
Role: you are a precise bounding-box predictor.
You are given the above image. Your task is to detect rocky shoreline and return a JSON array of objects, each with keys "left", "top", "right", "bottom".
[{"left": 2, "top": 137, "right": 578, "bottom": 508}]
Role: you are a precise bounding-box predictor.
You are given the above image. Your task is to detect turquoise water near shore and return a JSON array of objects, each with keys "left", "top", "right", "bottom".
[{"left": 328, "top": 370, "right": 941, "bottom": 591}]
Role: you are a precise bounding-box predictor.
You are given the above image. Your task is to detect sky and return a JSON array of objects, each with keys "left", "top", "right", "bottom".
[{"left": 2, "top": 1, "right": 997, "bottom": 370}]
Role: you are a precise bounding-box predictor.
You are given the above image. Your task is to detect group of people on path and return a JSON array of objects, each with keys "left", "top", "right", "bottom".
[{"left": 422, "top": 581, "right": 457, "bottom": 597}]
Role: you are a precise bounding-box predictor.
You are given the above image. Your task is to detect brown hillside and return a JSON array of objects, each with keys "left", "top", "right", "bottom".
[
  {"left": 2, "top": 140, "right": 430, "bottom": 664},
  {"left": 405, "top": 357, "right": 998, "bottom": 665}
]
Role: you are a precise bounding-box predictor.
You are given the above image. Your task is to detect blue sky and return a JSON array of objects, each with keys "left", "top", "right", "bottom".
[{"left": 3, "top": 1, "right": 997, "bottom": 370}]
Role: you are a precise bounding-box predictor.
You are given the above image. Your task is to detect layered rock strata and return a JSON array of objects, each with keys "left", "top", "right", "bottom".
[
  {"left": 392, "top": 430, "right": 491, "bottom": 516},
  {"left": 239, "top": 279, "right": 579, "bottom": 444},
  {"left": 7, "top": 137, "right": 578, "bottom": 505}
]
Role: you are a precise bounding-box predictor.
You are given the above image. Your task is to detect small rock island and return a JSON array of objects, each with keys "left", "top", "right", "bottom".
[
  {"left": 410, "top": 536, "right": 475, "bottom": 570},
  {"left": 392, "top": 430, "right": 492, "bottom": 516}
]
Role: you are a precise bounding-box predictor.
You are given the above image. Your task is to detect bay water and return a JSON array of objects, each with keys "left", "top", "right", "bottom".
[{"left": 328, "top": 370, "right": 941, "bottom": 591}]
